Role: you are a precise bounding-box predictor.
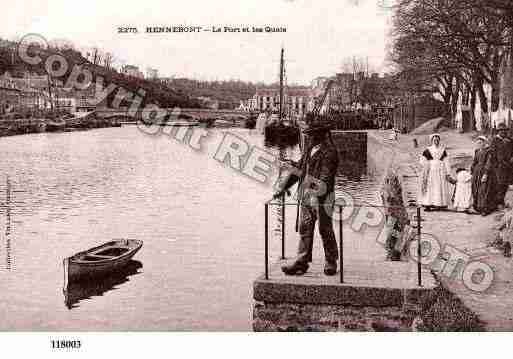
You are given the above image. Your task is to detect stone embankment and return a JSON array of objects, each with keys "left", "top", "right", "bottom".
[
  {"left": 0, "top": 112, "right": 121, "bottom": 137},
  {"left": 253, "top": 130, "right": 438, "bottom": 332},
  {"left": 253, "top": 128, "right": 506, "bottom": 332}
]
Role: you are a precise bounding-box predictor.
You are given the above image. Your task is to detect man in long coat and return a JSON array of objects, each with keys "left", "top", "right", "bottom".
[
  {"left": 490, "top": 123, "right": 513, "bottom": 209},
  {"left": 273, "top": 121, "right": 339, "bottom": 276}
]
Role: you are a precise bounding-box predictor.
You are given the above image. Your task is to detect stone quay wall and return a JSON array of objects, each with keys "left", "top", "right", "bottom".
[
  {"left": 253, "top": 130, "right": 440, "bottom": 332},
  {"left": 331, "top": 131, "right": 367, "bottom": 167},
  {"left": 253, "top": 302, "right": 418, "bottom": 332}
]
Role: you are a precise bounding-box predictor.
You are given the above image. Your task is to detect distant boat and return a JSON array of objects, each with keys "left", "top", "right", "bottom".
[
  {"left": 265, "top": 119, "right": 300, "bottom": 143},
  {"left": 45, "top": 118, "right": 66, "bottom": 132},
  {"left": 264, "top": 48, "right": 300, "bottom": 145},
  {"left": 64, "top": 239, "right": 143, "bottom": 281},
  {"left": 214, "top": 119, "right": 235, "bottom": 128},
  {"left": 162, "top": 120, "right": 200, "bottom": 127},
  {"left": 245, "top": 115, "right": 257, "bottom": 129},
  {"left": 34, "top": 121, "right": 46, "bottom": 133},
  {"left": 0, "top": 125, "right": 12, "bottom": 136},
  {"left": 26, "top": 119, "right": 46, "bottom": 133},
  {"left": 64, "top": 127, "right": 87, "bottom": 132}
]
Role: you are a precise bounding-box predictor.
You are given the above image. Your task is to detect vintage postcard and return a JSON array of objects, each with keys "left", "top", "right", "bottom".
[{"left": 1, "top": 0, "right": 513, "bottom": 351}]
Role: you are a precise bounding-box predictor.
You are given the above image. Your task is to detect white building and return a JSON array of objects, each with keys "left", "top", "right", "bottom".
[
  {"left": 54, "top": 88, "right": 77, "bottom": 112},
  {"left": 121, "top": 65, "right": 144, "bottom": 79},
  {"left": 146, "top": 67, "right": 159, "bottom": 80},
  {"left": 251, "top": 86, "right": 312, "bottom": 115}
]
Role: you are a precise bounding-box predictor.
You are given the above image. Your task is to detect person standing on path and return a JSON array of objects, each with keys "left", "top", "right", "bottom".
[
  {"left": 471, "top": 136, "right": 497, "bottom": 216},
  {"left": 489, "top": 123, "right": 513, "bottom": 210},
  {"left": 452, "top": 168, "right": 472, "bottom": 212},
  {"left": 418, "top": 134, "right": 452, "bottom": 211},
  {"left": 273, "top": 121, "right": 339, "bottom": 276}
]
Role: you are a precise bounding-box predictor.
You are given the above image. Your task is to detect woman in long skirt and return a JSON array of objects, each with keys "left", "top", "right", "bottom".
[
  {"left": 471, "top": 136, "right": 497, "bottom": 216},
  {"left": 419, "top": 133, "right": 452, "bottom": 211}
]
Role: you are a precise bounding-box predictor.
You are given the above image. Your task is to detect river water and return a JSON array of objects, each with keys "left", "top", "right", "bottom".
[{"left": 0, "top": 127, "right": 381, "bottom": 331}]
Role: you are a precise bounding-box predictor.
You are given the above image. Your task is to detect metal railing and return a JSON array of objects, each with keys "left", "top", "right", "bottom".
[
  {"left": 263, "top": 198, "right": 423, "bottom": 287},
  {"left": 416, "top": 206, "right": 422, "bottom": 287}
]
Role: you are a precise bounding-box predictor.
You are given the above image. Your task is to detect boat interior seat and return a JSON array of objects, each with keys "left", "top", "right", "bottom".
[{"left": 87, "top": 254, "right": 116, "bottom": 259}]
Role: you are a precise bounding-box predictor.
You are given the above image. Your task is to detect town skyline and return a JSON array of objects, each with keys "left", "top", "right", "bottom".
[{"left": 0, "top": 0, "right": 392, "bottom": 85}]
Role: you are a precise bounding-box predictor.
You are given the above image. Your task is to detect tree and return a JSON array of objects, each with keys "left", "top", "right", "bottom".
[
  {"left": 90, "top": 47, "right": 103, "bottom": 66},
  {"left": 103, "top": 52, "right": 115, "bottom": 70},
  {"left": 332, "top": 56, "right": 369, "bottom": 109},
  {"left": 358, "top": 77, "right": 388, "bottom": 106},
  {"left": 390, "top": 0, "right": 513, "bottom": 130}
]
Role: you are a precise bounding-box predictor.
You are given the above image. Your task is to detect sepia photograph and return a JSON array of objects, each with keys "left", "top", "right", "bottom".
[{"left": 1, "top": 0, "right": 513, "bottom": 350}]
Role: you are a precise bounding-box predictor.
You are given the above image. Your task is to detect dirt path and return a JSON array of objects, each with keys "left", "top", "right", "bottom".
[{"left": 370, "top": 129, "right": 513, "bottom": 331}]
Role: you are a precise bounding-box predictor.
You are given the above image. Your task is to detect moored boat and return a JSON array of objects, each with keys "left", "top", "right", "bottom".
[
  {"left": 265, "top": 121, "right": 300, "bottom": 142},
  {"left": 0, "top": 125, "right": 12, "bottom": 136},
  {"left": 264, "top": 48, "right": 301, "bottom": 145},
  {"left": 213, "top": 119, "right": 235, "bottom": 128},
  {"left": 161, "top": 120, "right": 200, "bottom": 127},
  {"left": 45, "top": 118, "right": 67, "bottom": 132},
  {"left": 245, "top": 115, "right": 257, "bottom": 129},
  {"left": 65, "top": 239, "right": 143, "bottom": 281}
]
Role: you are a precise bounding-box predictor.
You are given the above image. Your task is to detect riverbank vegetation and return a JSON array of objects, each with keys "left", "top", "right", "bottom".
[{"left": 160, "top": 78, "right": 257, "bottom": 109}]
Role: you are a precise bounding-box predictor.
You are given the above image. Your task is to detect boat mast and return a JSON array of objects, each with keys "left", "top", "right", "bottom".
[
  {"left": 46, "top": 74, "right": 54, "bottom": 112},
  {"left": 279, "top": 48, "right": 284, "bottom": 123}
]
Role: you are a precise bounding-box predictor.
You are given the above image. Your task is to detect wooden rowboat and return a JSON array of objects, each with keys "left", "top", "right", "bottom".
[{"left": 65, "top": 239, "right": 143, "bottom": 281}]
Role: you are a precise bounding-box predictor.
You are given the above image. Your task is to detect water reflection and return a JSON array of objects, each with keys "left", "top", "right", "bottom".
[
  {"left": 264, "top": 137, "right": 300, "bottom": 149},
  {"left": 337, "top": 160, "right": 367, "bottom": 182},
  {"left": 0, "top": 128, "right": 382, "bottom": 330},
  {"left": 63, "top": 260, "right": 143, "bottom": 309}
]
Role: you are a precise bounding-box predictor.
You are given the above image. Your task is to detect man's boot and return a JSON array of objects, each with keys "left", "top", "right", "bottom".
[
  {"left": 324, "top": 261, "right": 337, "bottom": 276},
  {"left": 281, "top": 261, "right": 309, "bottom": 276}
]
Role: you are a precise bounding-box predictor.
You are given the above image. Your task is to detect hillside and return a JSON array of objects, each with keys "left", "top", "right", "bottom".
[
  {"left": 0, "top": 39, "right": 201, "bottom": 109},
  {"left": 163, "top": 78, "right": 257, "bottom": 109}
]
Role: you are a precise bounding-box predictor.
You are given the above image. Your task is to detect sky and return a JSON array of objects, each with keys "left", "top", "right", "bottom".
[{"left": 0, "top": 0, "right": 393, "bottom": 85}]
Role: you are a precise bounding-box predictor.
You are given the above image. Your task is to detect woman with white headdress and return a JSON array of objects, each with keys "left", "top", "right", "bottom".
[{"left": 419, "top": 133, "right": 452, "bottom": 211}]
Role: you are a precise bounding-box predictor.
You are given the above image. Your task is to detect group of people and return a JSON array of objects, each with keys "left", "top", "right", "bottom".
[
  {"left": 272, "top": 120, "right": 513, "bottom": 277},
  {"left": 419, "top": 123, "right": 513, "bottom": 215}
]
